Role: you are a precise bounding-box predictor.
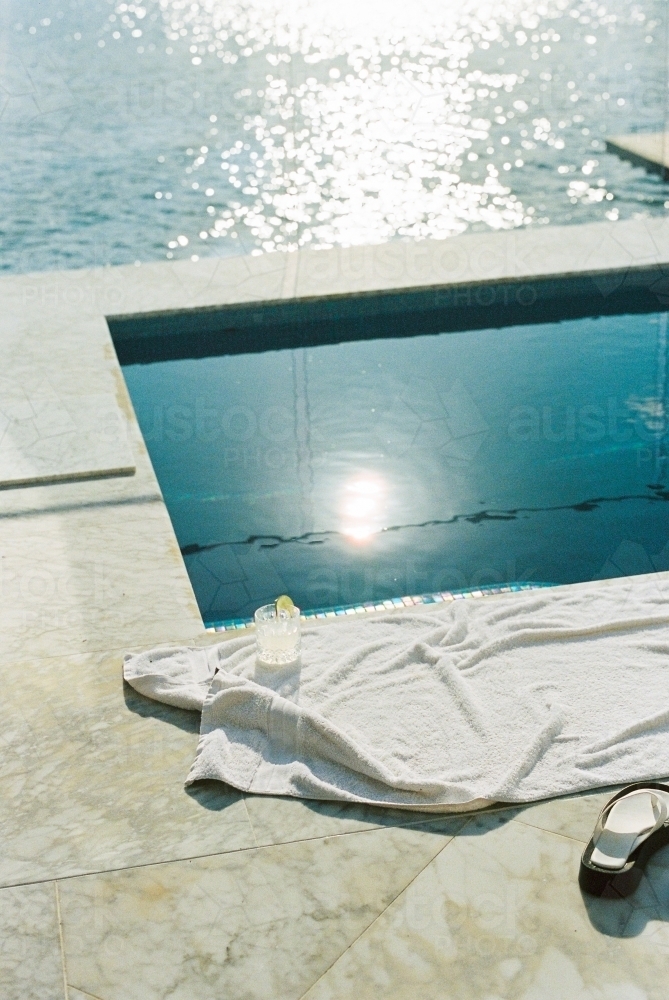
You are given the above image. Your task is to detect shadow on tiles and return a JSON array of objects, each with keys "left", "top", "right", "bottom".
[
  {"left": 582, "top": 847, "right": 669, "bottom": 940},
  {"left": 123, "top": 679, "right": 200, "bottom": 735}
]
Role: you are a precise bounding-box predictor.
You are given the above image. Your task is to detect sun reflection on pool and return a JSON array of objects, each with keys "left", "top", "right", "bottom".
[{"left": 340, "top": 474, "right": 387, "bottom": 542}]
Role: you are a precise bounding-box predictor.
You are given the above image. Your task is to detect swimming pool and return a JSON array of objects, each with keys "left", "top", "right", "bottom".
[
  {"left": 3, "top": 0, "right": 668, "bottom": 274},
  {"left": 122, "top": 301, "right": 669, "bottom": 625}
]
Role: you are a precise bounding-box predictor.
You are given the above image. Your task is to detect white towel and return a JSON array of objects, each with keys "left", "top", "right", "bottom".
[{"left": 123, "top": 576, "right": 669, "bottom": 811}]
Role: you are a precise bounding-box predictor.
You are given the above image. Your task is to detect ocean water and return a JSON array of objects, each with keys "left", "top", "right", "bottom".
[{"left": 2, "top": 0, "right": 669, "bottom": 274}]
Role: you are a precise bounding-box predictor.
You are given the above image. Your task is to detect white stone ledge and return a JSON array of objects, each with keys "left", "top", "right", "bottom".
[{"left": 2, "top": 218, "right": 668, "bottom": 326}]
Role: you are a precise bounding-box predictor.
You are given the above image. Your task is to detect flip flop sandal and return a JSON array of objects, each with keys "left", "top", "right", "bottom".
[{"left": 579, "top": 781, "right": 669, "bottom": 898}]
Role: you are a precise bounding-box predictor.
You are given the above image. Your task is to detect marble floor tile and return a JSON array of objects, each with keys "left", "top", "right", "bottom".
[
  {"left": 244, "top": 792, "right": 488, "bottom": 849},
  {"left": 0, "top": 253, "right": 290, "bottom": 335},
  {"left": 0, "top": 373, "right": 161, "bottom": 518},
  {"left": 0, "top": 248, "right": 290, "bottom": 321},
  {"left": 0, "top": 376, "right": 135, "bottom": 490},
  {"left": 0, "top": 650, "right": 254, "bottom": 886},
  {"left": 0, "top": 498, "right": 202, "bottom": 663},
  {"left": 1, "top": 317, "right": 118, "bottom": 403},
  {"left": 58, "top": 820, "right": 464, "bottom": 1000},
  {"left": 510, "top": 788, "right": 615, "bottom": 846},
  {"left": 303, "top": 813, "right": 669, "bottom": 1000},
  {"left": 0, "top": 305, "right": 137, "bottom": 490},
  {"left": 0, "top": 881, "right": 66, "bottom": 1000}
]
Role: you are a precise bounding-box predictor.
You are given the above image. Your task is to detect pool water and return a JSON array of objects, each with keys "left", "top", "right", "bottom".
[
  {"left": 2, "top": 0, "right": 669, "bottom": 274},
  {"left": 123, "top": 309, "right": 669, "bottom": 625}
]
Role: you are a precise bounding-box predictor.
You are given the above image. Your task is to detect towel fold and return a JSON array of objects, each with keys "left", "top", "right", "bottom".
[{"left": 124, "top": 575, "right": 669, "bottom": 811}]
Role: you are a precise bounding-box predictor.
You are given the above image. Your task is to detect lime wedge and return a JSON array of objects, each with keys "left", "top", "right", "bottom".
[{"left": 275, "top": 594, "right": 295, "bottom": 617}]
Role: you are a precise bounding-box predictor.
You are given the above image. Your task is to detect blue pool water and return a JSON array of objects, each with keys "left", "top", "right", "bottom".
[
  {"left": 2, "top": 0, "right": 669, "bottom": 274},
  {"left": 123, "top": 308, "right": 669, "bottom": 624}
]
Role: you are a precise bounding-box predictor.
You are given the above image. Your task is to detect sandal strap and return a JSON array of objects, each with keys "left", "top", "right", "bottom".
[{"left": 591, "top": 789, "right": 667, "bottom": 870}]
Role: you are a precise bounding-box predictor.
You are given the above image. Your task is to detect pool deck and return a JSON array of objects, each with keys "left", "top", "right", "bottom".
[{"left": 3, "top": 217, "right": 669, "bottom": 999}]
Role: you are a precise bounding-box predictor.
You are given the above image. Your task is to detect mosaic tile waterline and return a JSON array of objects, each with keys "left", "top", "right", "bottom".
[{"left": 205, "top": 582, "right": 553, "bottom": 632}]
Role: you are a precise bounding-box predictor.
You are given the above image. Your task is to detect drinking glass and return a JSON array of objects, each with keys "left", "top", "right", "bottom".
[{"left": 254, "top": 603, "right": 301, "bottom": 664}]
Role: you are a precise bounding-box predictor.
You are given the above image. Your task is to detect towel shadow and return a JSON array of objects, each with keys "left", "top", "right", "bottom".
[
  {"left": 240, "top": 793, "right": 516, "bottom": 838},
  {"left": 292, "top": 798, "right": 518, "bottom": 835},
  {"left": 123, "top": 680, "right": 200, "bottom": 735},
  {"left": 186, "top": 779, "right": 242, "bottom": 810},
  {"left": 582, "top": 845, "right": 669, "bottom": 939}
]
